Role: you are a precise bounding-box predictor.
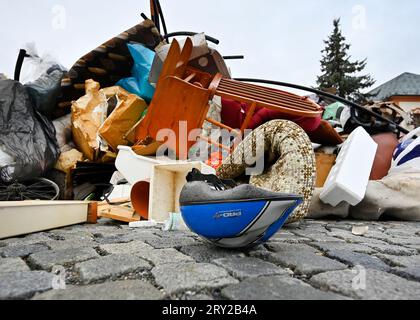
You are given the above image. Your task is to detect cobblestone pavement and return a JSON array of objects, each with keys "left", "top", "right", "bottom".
[{"left": 1, "top": 219, "right": 420, "bottom": 300}]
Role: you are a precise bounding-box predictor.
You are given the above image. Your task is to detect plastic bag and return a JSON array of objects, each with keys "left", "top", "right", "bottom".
[
  {"left": 0, "top": 80, "right": 60, "bottom": 183},
  {"left": 116, "top": 43, "right": 155, "bottom": 103},
  {"left": 19, "top": 43, "right": 62, "bottom": 85},
  {"left": 25, "top": 66, "right": 65, "bottom": 118},
  {"left": 53, "top": 114, "right": 75, "bottom": 153}
]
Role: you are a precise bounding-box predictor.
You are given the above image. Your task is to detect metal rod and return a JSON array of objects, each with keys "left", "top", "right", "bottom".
[
  {"left": 223, "top": 55, "right": 245, "bottom": 60},
  {"left": 164, "top": 32, "right": 220, "bottom": 45},
  {"left": 155, "top": 0, "right": 168, "bottom": 37},
  {"left": 14, "top": 49, "right": 30, "bottom": 81}
]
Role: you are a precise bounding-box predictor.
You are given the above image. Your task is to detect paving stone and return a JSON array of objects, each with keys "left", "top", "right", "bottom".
[
  {"left": 384, "top": 227, "right": 420, "bottom": 238},
  {"left": 310, "top": 269, "right": 420, "bottom": 300},
  {"left": 327, "top": 229, "right": 388, "bottom": 245},
  {"left": 179, "top": 244, "right": 245, "bottom": 263},
  {"left": 405, "top": 245, "right": 420, "bottom": 253},
  {"left": 76, "top": 254, "right": 152, "bottom": 283},
  {"left": 131, "top": 229, "right": 164, "bottom": 239},
  {"left": 363, "top": 230, "right": 400, "bottom": 242},
  {"left": 145, "top": 236, "right": 199, "bottom": 249},
  {"left": 221, "top": 276, "right": 347, "bottom": 300},
  {"left": 0, "top": 243, "right": 49, "bottom": 258},
  {"left": 32, "top": 280, "right": 164, "bottom": 300},
  {"left": 0, "top": 271, "right": 54, "bottom": 300},
  {"left": 291, "top": 230, "right": 345, "bottom": 243},
  {"left": 310, "top": 242, "right": 376, "bottom": 254},
  {"left": 269, "top": 231, "right": 312, "bottom": 244},
  {"left": 213, "top": 257, "right": 288, "bottom": 280},
  {"left": 48, "top": 229, "right": 94, "bottom": 241},
  {"left": 282, "top": 222, "right": 305, "bottom": 231},
  {"left": 70, "top": 224, "right": 122, "bottom": 234},
  {"left": 183, "top": 293, "right": 215, "bottom": 300},
  {"left": 325, "top": 250, "right": 391, "bottom": 272},
  {"left": 94, "top": 233, "right": 137, "bottom": 244},
  {"left": 0, "top": 258, "right": 30, "bottom": 273},
  {"left": 95, "top": 218, "right": 126, "bottom": 227},
  {"left": 393, "top": 267, "right": 420, "bottom": 282},
  {"left": 253, "top": 243, "right": 347, "bottom": 276},
  {"left": 152, "top": 230, "right": 196, "bottom": 238},
  {"left": 99, "top": 241, "right": 154, "bottom": 255},
  {"left": 28, "top": 247, "right": 99, "bottom": 270},
  {"left": 386, "top": 237, "right": 420, "bottom": 246},
  {"left": 0, "top": 233, "right": 52, "bottom": 246},
  {"left": 46, "top": 239, "right": 97, "bottom": 251},
  {"left": 135, "top": 248, "right": 194, "bottom": 266},
  {"left": 364, "top": 243, "right": 417, "bottom": 256},
  {"left": 152, "top": 263, "right": 239, "bottom": 295},
  {"left": 375, "top": 254, "right": 420, "bottom": 268}
]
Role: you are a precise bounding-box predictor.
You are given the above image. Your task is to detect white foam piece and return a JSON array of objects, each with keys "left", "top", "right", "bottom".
[{"left": 320, "top": 127, "right": 378, "bottom": 207}]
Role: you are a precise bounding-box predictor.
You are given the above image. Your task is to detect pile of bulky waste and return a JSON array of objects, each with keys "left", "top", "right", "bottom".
[{"left": 1, "top": 1, "right": 419, "bottom": 245}]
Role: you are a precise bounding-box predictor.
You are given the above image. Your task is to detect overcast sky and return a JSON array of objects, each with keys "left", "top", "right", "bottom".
[{"left": 0, "top": 0, "right": 419, "bottom": 94}]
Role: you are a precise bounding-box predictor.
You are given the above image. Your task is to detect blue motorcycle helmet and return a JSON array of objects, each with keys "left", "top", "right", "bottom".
[{"left": 180, "top": 169, "right": 303, "bottom": 249}]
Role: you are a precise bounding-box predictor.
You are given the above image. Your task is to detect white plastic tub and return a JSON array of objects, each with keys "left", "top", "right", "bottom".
[{"left": 115, "top": 146, "right": 171, "bottom": 185}]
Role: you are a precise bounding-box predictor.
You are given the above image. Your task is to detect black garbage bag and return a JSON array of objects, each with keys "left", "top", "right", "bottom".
[
  {"left": 0, "top": 80, "right": 60, "bottom": 183},
  {"left": 24, "top": 66, "right": 64, "bottom": 119}
]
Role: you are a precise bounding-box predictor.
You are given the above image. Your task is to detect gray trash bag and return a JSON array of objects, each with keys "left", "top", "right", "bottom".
[
  {"left": 24, "top": 66, "right": 64, "bottom": 118},
  {"left": 0, "top": 80, "right": 60, "bottom": 183}
]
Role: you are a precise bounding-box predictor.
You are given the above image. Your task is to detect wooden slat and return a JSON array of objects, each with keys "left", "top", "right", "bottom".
[
  {"left": 216, "top": 90, "right": 322, "bottom": 118},
  {"left": 205, "top": 118, "right": 241, "bottom": 136},
  {"left": 219, "top": 80, "right": 319, "bottom": 111},
  {"left": 219, "top": 79, "right": 320, "bottom": 110},
  {"left": 199, "top": 135, "right": 232, "bottom": 152}
]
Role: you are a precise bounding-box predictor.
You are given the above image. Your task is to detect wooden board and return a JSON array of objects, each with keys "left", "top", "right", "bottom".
[
  {"left": 97, "top": 200, "right": 140, "bottom": 223},
  {"left": 0, "top": 201, "right": 95, "bottom": 239},
  {"left": 148, "top": 162, "right": 215, "bottom": 222}
]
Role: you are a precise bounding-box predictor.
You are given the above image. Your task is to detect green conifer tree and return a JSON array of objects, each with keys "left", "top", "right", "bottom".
[{"left": 317, "top": 19, "right": 375, "bottom": 103}]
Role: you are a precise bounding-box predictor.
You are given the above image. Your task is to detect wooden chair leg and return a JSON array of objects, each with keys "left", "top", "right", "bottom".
[{"left": 240, "top": 101, "right": 257, "bottom": 132}]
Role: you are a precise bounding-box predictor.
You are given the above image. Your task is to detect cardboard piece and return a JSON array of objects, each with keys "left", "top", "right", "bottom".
[
  {"left": 71, "top": 80, "right": 108, "bottom": 161},
  {"left": 315, "top": 153, "right": 337, "bottom": 188},
  {"left": 55, "top": 149, "right": 84, "bottom": 174},
  {"left": 99, "top": 91, "right": 147, "bottom": 151},
  {"left": 71, "top": 81, "right": 134, "bottom": 161}
]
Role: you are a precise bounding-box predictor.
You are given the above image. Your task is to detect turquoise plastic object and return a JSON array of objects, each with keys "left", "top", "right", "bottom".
[{"left": 117, "top": 43, "right": 156, "bottom": 103}]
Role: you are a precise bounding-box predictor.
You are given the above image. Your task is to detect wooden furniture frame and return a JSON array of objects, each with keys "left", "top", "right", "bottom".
[{"left": 135, "top": 37, "right": 323, "bottom": 158}]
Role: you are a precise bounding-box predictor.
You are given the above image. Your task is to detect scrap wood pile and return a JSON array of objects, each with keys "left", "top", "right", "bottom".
[{"left": 1, "top": 1, "right": 419, "bottom": 240}]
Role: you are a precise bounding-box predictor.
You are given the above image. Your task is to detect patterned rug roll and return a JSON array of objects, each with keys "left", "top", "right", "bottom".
[{"left": 217, "top": 120, "right": 316, "bottom": 223}]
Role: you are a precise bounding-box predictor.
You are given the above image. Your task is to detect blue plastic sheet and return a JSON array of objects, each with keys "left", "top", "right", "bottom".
[{"left": 117, "top": 43, "right": 156, "bottom": 103}]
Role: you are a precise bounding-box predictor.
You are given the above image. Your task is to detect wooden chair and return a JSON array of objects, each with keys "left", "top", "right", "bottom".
[
  {"left": 199, "top": 76, "right": 323, "bottom": 152},
  {"left": 134, "top": 38, "right": 218, "bottom": 159}
]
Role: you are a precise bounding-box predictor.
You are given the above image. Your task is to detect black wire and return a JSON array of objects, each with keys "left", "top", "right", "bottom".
[{"left": 234, "top": 78, "right": 409, "bottom": 136}]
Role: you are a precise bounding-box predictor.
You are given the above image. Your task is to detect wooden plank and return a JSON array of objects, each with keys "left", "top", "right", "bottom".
[
  {"left": 0, "top": 201, "right": 94, "bottom": 239},
  {"left": 97, "top": 200, "right": 139, "bottom": 223}
]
